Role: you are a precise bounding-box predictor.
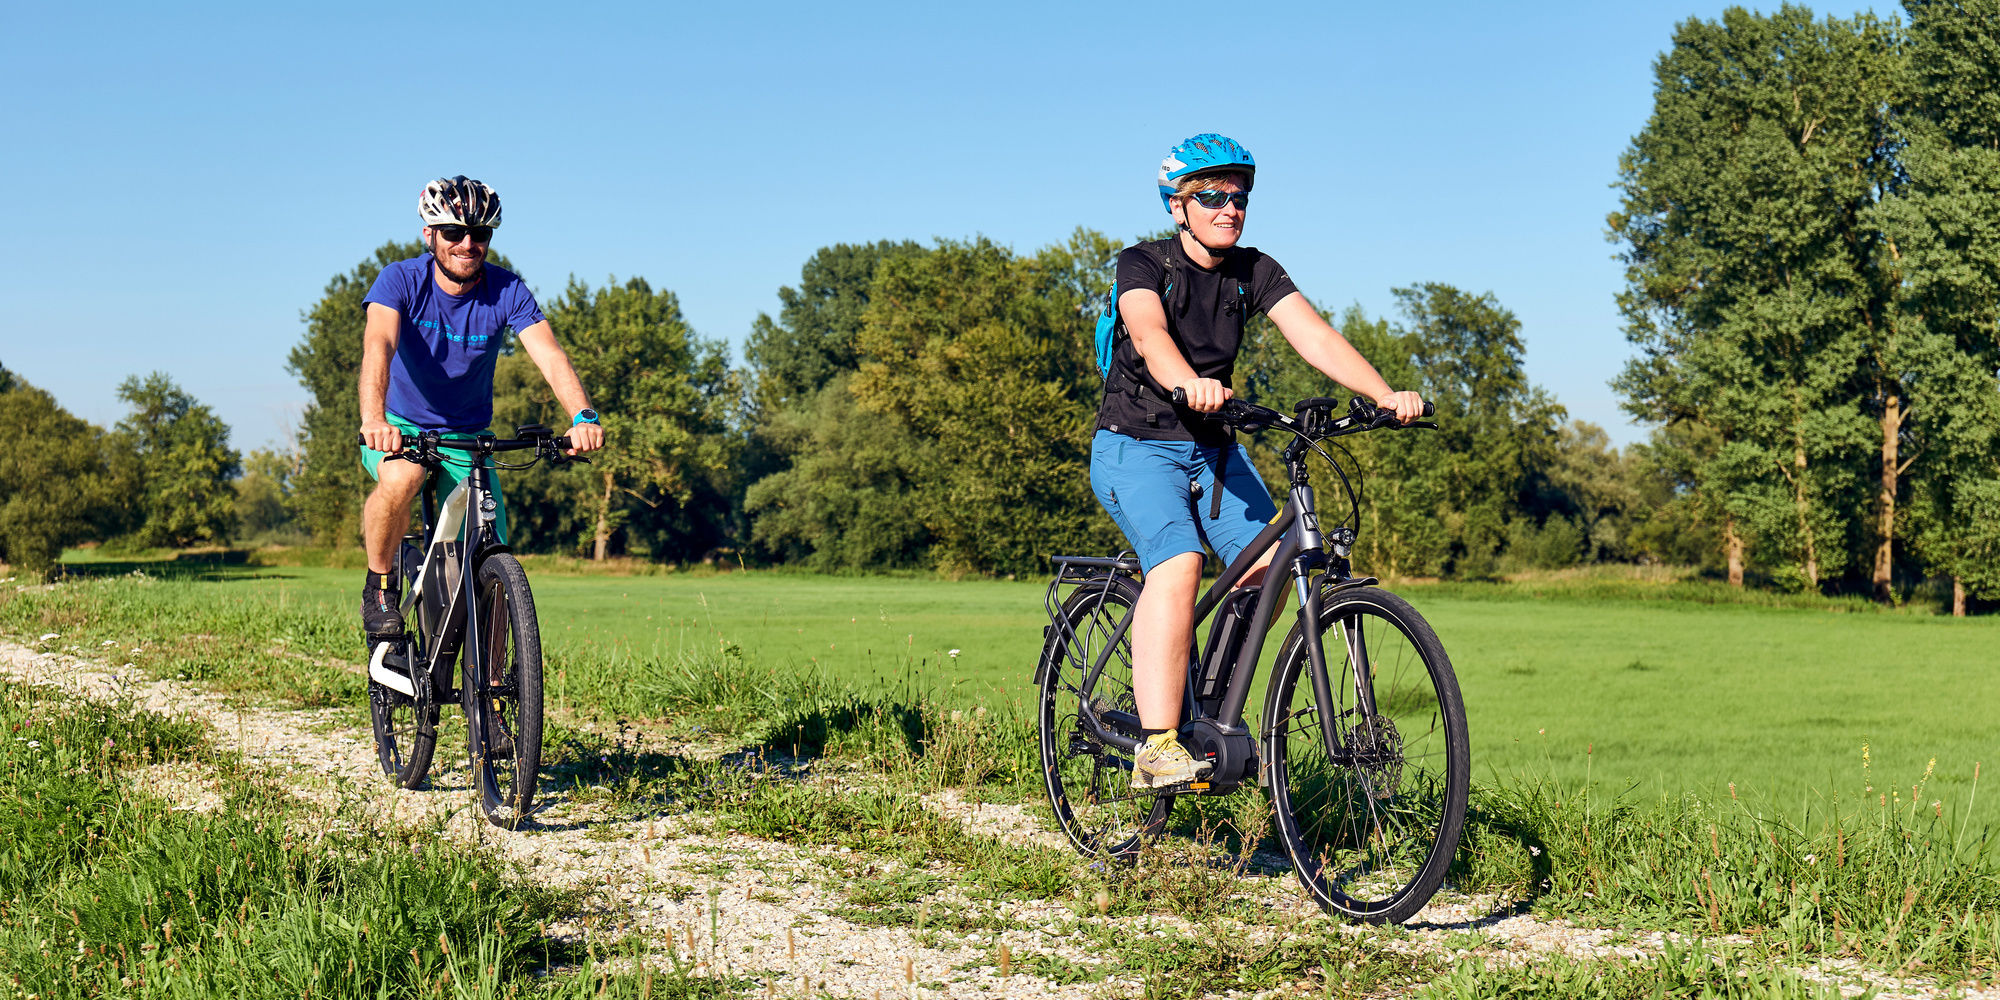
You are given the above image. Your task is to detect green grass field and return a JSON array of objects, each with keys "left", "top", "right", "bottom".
[
  {"left": 8, "top": 555, "right": 2000, "bottom": 989},
  {"left": 14, "top": 557, "right": 1995, "bottom": 830}
]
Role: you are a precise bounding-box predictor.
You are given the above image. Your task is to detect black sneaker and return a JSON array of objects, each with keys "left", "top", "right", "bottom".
[{"left": 362, "top": 586, "right": 404, "bottom": 639}]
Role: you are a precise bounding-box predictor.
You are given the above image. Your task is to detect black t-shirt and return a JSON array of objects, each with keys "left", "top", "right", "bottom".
[{"left": 1097, "top": 238, "right": 1299, "bottom": 445}]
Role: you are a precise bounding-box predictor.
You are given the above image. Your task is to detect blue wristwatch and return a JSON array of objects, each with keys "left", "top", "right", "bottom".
[{"left": 572, "top": 409, "right": 599, "bottom": 426}]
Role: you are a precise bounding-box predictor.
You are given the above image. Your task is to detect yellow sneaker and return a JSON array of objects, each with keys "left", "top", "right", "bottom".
[{"left": 1132, "top": 731, "right": 1211, "bottom": 789}]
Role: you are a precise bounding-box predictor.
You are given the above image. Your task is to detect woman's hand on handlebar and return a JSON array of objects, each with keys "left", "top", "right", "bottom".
[
  {"left": 1174, "top": 377, "right": 1233, "bottom": 414},
  {"left": 359, "top": 419, "right": 403, "bottom": 453},
  {"left": 1375, "top": 390, "right": 1428, "bottom": 425},
  {"left": 565, "top": 422, "right": 604, "bottom": 456}
]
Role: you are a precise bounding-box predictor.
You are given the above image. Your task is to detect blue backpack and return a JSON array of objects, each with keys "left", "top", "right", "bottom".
[{"left": 1094, "top": 244, "right": 1179, "bottom": 378}]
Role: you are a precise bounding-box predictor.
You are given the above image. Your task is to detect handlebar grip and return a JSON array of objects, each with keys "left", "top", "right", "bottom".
[
  {"left": 1423, "top": 401, "right": 1435, "bottom": 418},
  {"left": 1170, "top": 387, "right": 1187, "bottom": 405},
  {"left": 356, "top": 431, "right": 408, "bottom": 451}
]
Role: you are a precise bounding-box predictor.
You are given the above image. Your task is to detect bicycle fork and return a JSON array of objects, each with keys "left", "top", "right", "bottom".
[{"left": 1286, "top": 485, "right": 1377, "bottom": 760}]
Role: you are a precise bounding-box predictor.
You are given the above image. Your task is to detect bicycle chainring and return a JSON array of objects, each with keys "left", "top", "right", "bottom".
[{"left": 1342, "top": 716, "right": 1403, "bottom": 800}]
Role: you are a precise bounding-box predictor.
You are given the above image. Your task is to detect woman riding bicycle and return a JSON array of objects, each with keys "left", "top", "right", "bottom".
[{"left": 1093, "top": 133, "right": 1425, "bottom": 789}]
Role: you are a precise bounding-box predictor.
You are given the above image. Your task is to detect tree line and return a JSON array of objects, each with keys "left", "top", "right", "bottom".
[{"left": 2, "top": 2, "right": 1995, "bottom": 614}]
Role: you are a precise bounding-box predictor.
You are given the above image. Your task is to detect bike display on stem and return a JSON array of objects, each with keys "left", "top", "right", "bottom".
[
  {"left": 1036, "top": 394, "right": 1469, "bottom": 924},
  {"left": 360, "top": 425, "right": 587, "bottom": 829}
]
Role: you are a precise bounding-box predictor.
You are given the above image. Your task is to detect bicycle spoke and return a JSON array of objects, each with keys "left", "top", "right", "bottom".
[{"left": 1265, "top": 589, "right": 1468, "bottom": 923}]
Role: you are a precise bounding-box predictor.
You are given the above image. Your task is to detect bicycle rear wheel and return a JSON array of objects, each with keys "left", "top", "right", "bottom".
[
  {"left": 1262, "top": 586, "right": 1468, "bottom": 923},
  {"left": 463, "top": 554, "right": 544, "bottom": 829},
  {"left": 368, "top": 638, "right": 437, "bottom": 789},
  {"left": 1038, "top": 573, "right": 1173, "bottom": 860}
]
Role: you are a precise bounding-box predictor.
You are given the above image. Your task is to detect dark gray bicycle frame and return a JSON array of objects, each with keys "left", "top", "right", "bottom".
[
  {"left": 404, "top": 436, "right": 511, "bottom": 706},
  {"left": 1050, "top": 479, "right": 1380, "bottom": 763}
]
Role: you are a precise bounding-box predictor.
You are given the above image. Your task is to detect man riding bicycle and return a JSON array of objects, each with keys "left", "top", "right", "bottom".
[
  {"left": 356, "top": 175, "right": 605, "bottom": 638},
  {"left": 1093, "top": 134, "right": 1424, "bottom": 789}
]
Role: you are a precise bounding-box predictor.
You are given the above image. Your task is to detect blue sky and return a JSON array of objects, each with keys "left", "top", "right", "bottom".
[{"left": 2, "top": 1, "right": 1882, "bottom": 452}]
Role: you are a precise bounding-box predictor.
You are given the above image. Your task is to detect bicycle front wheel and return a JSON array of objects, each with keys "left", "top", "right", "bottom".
[
  {"left": 463, "top": 554, "right": 544, "bottom": 830},
  {"left": 1262, "top": 586, "right": 1468, "bottom": 923},
  {"left": 1038, "top": 573, "right": 1173, "bottom": 861}
]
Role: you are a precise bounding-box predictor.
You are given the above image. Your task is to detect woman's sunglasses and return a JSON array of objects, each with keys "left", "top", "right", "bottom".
[
  {"left": 1189, "top": 190, "right": 1250, "bottom": 211},
  {"left": 434, "top": 224, "right": 494, "bottom": 244}
]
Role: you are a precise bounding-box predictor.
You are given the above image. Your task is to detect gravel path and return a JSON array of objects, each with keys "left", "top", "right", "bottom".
[{"left": 2, "top": 635, "right": 1985, "bottom": 999}]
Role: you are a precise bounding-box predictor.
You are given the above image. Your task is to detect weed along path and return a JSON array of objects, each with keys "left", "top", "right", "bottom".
[{"left": 2, "top": 634, "right": 1994, "bottom": 999}]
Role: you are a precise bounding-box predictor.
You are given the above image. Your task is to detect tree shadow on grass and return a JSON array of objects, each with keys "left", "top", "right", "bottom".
[{"left": 55, "top": 552, "right": 303, "bottom": 585}]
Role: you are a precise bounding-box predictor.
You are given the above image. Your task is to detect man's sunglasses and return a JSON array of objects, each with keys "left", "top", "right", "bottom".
[
  {"left": 434, "top": 224, "right": 494, "bottom": 244},
  {"left": 1189, "top": 190, "right": 1250, "bottom": 210}
]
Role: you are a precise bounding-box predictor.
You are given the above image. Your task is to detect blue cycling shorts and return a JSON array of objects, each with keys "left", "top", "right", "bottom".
[{"left": 1089, "top": 429, "right": 1279, "bottom": 573}]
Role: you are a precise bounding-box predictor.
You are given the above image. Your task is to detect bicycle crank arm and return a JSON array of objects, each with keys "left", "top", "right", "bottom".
[{"left": 368, "top": 641, "right": 416, "bottom": 698}]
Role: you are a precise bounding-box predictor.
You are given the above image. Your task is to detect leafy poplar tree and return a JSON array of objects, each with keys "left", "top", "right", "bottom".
[
  {"left": 108, "top": 373, "right": 241, "bottom": 548},
  {"left": 1613, "top": 5, "right": 1903, "bottom": 592},
  {"left": 1883, "top": 0, "right": 2000, "bottom": 612}
]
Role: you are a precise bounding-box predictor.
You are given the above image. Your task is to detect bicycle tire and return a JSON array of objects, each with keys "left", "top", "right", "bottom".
[
  {"left": 1038, "top": 573, "right": 1174, "bottom": 860},
  {"left": 463, "top": 554, "right": 544, "bottom": 830},
  {"left": 368, "top": 639, "right": 438, "bottom": 789},
  {"left": 1262, "top": 585, "right": 1468, "bottom": 923}
]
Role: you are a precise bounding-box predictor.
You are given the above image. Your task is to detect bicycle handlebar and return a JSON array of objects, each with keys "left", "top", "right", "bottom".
[
  {"left": 356, "top": 427, "right": 592, "bottom": 466},
  {"left": 1166, "top": 389, "right": 1436, "bottom": 438}
]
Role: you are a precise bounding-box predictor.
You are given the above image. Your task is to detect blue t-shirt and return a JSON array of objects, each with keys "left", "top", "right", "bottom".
[{"left": 363, "top": 255, "right": 546, "bottom": 431}]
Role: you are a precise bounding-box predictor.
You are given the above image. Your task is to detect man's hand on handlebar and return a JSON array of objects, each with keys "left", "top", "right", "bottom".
[
  {"left": 565, "top": 421, "right": 604, "bottom": 457},
  {"left": 1375, "top": 390, "right": 1428, "bottom": 426},
  {"left": 359, "top": 419, "right": 403, "bottom": 454},
  {"left": 1174, "top": 377, "right": 1233, "bottom": 414}
]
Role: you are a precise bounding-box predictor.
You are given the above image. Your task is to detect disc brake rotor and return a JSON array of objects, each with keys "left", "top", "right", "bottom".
[{"left": 1342, "top": 716, "right": 1403, "bottom": 800}]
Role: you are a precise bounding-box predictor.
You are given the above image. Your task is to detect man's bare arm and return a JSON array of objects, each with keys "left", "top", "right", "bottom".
[
  {"left": 358, "top": 303, "right": 405, "bottom": 452},
  {"left": 514, "top": 320, "right": 603, "bottom": 453}
]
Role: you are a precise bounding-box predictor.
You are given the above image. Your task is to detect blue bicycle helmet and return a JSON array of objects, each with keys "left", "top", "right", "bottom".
[{"left": 1156, "top": 133, "right": 1256, "bottom": 212}]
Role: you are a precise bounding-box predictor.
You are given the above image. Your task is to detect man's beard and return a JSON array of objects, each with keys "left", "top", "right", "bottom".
[{"left": 432, "top": 240, "right": 486, "bottom": 283}]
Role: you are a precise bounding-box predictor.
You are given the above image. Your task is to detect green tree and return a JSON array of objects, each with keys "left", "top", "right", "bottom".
[
  {"left": 1538, "top": 421, "right": 1646, "bottom": 563},
  {"left": 286, "top": 241, "right": 516, "bottom": 546},
  {"left": 745, "top": 240, "right": 926, "bottom": 413},
  {"left": 233, "top": 447, "right": 303, "bottom": 544},
  {"left": 1881, "top": 0, "right": 2000, "bottom": 613},
  {"left": 108, "top": 373, "right": 241, "bottom": 548},
  {"left": 743, "top": 374, "right": 935, "bottom": 570},
  {"left": 1612, "top": 5, "right": 1903, "bottom": 592},
  {"left": 495, "top": 276, "right": 738, "bottom": 560},
  {"left": 0, "top": 379, "right": 118, "bottom": 576},
  {"left": 850, "top": 233, "right": 1122, "bottom": 574}
]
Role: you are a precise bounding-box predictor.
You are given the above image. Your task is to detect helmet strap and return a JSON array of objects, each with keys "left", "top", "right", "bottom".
[{"left": 1175, "top": 216, "right": 1234, "bottom": 263}]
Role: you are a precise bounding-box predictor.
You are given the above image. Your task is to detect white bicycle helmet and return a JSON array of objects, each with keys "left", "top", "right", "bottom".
[{"left": 417, "top": 175, "right": 502, "bottom": 228}]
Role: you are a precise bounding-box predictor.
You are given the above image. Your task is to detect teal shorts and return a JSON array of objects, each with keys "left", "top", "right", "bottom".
[
  {"left": 1089, "top": 429, "right": 1278, "bottom": 573},
  {"left": 359, "top": 412, "right": 509, "bottom": 544}
]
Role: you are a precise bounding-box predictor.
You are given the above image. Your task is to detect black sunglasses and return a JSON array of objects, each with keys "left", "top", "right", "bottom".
[
  {"left": 434, "top": 224, "right": 494, "bottom": 244},
  {"left": 1189, "top": 190, "right": 1250, "bottom": 210}
]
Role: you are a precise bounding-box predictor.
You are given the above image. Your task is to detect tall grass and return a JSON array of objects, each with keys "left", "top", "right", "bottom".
[
  {"left": 1454, "top": 747, "right": 2000, "bottom": 981},
  {"left": 0, "top": 680, "right": 747, "bottom": 999}
]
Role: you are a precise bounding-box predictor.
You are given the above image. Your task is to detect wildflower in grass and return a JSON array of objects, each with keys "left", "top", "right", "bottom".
[
  {"left": 948, "top": 649, "right": 961, "bottom": 659},
  {"left": 37, "top": 633, "right": 58, "bottom": 642},
  {"left": 27, "top": 741, "right": 39, "bottom": 749}
]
